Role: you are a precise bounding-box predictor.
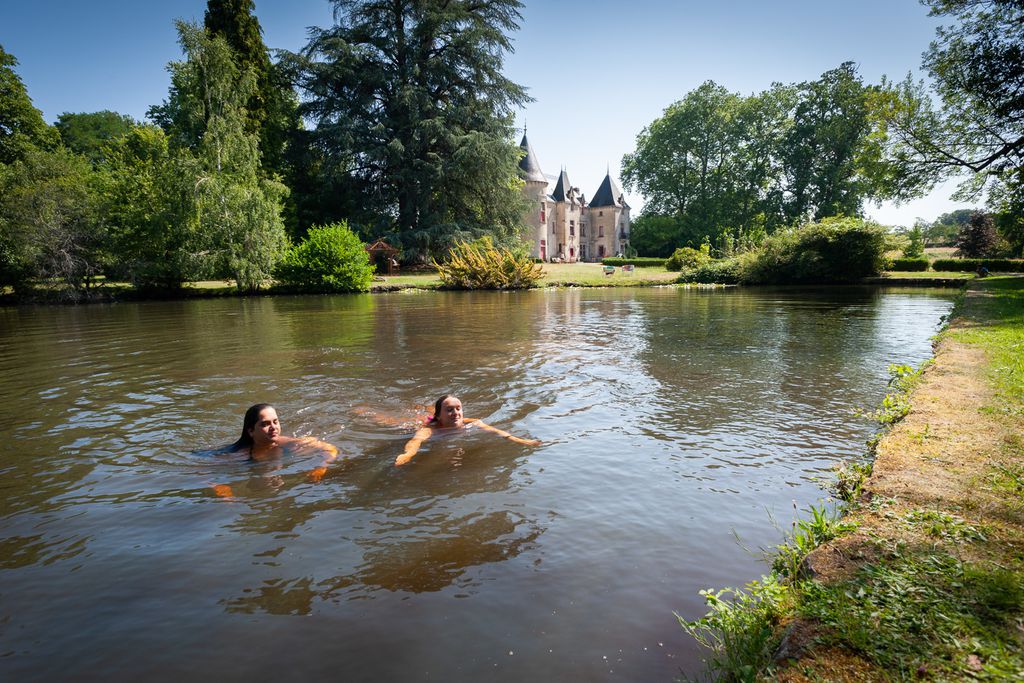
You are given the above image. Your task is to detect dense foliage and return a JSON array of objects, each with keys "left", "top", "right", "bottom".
[
  {"left": 665, "top": 246, "right": 711, "bottom": 272},
  {"left": 599, "top": 257, "right": 666, "bottom": 267},
  {"left": 0, "top": 147, "right": 104, "bottom": 296},
  {"left": 740, "top": 217, "right": 888, "bottom": 284},
  {"left": 888, "top": 257, "right": 930, "bottom": 272},
  {"left": 955, "top": 211, "right": 1001, "bottom": 258},
  {"left": 291, "top": 0, "right": 530, "bottom": 260},
  {"left": 623, "top": 64, "right": 889, "bottom": 254},
  {"left": 275, "top": 221, "right": 374, "bottom": 292},
  {"left": 932, "top": 258, "right": 1024, "bottom": 272},
  {"left": 872, "top": 0, "right": 1024, "bottom": 255},
  {"left": 0, "top": 45, "right": 59, "bottom": 165},
  {"left": 434, "top": 238, "right": 542, "bottom": 290},
  {"left": 55, "top": 111, "right": 135, "bottom": 164},
  {"left": 680, "top": 217, "right": 888, "bottom": 285}
]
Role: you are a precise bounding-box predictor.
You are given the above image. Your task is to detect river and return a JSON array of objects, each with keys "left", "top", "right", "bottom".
[{"left": 0, "top": 285, "right": 955, "bottom": 681}]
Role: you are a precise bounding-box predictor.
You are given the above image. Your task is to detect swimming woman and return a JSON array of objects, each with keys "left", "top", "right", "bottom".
[
  {"left": 395, "top": 395, "right": 540, "bottom": 466},
  {"left": 213, "top": 403, "right": 339, "bottom": 497}
]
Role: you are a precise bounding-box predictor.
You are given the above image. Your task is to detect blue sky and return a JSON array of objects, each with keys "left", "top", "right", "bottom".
[{"left": 2, "top": 0, "right": 975, "bottom": 226}]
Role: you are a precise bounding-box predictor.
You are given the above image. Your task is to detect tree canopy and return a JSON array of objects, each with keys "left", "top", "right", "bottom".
[
  {"left": 291, "top": 0, "right": 531, "bottom": 260},
  {"left": 55, "top": 110, "right": 136, "bottom": 164},
  {"left": 872, "top": 0, "right": 1024, "bottom": 253},
  {"left": 622, "top": 64, "right": 888, "bottom": 254},
  {"left": 0, "top": 45, "right": 59, "bottom": 164}
]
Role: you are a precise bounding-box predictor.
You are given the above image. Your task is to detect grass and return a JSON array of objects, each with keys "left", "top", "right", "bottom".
[
  {"left": 680, "top": 276, "right": 1024, "bottom": 682},
  {"left": 947, "top": 276, "right": 1024, "bottom": 411},
  {"left": 877, "top": 270, "right": 974, "bottom": 279}
]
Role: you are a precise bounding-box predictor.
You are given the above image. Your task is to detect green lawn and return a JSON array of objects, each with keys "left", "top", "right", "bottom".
[{"left": 371, "top": 262, "right": 679, "bottom": 289}]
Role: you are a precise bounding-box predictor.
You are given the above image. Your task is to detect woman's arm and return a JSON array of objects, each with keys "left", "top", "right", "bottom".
[
  {"left": 469, "top": 419, "right": 541, "bottom": 446},
  {"left": 293, "top": 437, "right": 339, "bottom": 482},
  {"left": 396, "top": 426, "right": 433, "bottom": 466}
]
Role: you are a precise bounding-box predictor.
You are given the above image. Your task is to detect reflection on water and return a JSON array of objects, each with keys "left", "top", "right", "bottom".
[{"left": 0, "top": 287, "right": 953, "bottom": 681}]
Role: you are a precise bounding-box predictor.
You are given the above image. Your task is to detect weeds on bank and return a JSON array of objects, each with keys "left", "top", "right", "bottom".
[
  {"left": 681, "top": 279, "right": 1024, "bottom": 681},
  {"left": 797, "top": 550, "right": 1024, "bottom": 680},
  {"left": 678, "top": 576, "right": 790, "bottom": 682},
  {"left": 772, "top": 505, "right": 857, "bottom": 579}
]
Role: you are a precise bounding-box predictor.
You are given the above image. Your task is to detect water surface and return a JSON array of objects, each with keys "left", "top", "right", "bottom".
[{"left": 0, "top": 286, "right": 955, "bottom": 680}]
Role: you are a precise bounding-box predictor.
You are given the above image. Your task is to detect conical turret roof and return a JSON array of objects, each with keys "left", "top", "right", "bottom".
[
  {"left": 589, "top": 172, "right": 629, "bottom": 208},
  {"left": 551, "top": 169, "right": 572, "bottom": 202},
  {"left": 518, "top": 134, "right": 547, "bottom": 183}
]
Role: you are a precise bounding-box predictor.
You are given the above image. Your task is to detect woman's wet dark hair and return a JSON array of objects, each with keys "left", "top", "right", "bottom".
[
  {"left": 428, "top": 394, "right": 456, "bottom": 424},
  {"left": 230, "top": 403, "right": 273, "bottom": 451}
]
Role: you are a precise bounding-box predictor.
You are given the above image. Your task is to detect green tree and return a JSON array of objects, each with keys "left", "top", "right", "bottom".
[
  {"left": 784, "top": 63, "right": 882, "bottom": 221},
  {"left": 955, "top": 211, "right": 1000, "bottom": 258},
  {"left": 0, "top": 147, "right": 104, "bottom": 296},
  {"left": 202, "top": 0, "right": 299, "bottom": 177},
  {"left": 622, "top": 82, "right": 791, "bottom": 249},
  {"left": 155, "top": 21, "right": 290, "bottom": 291},
  {"left": 0, "top": 44, "right": 59, "bottom": 164},
  {"left": 872, "top": 1, "right": 1023, "bottom": 251},
  {"left": 292, "top": 0, "right": 530, "bottom": 260},
  {"left": 903, "top": 225, "right": 925, "bottom": 258},
  {"left": 55, "top": 111, "right": 135, "bottom": 164},
  {"left": 100, "top": 124, "right": 208, "bottom": 289},
  {"left": 628, "top": 214, "right": 688, "bottom": 257}
]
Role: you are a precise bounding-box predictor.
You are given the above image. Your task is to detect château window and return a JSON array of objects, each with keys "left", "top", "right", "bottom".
[
  {"left": 569, "top": 220, "right": 575, "bottom": 236},
  {"left": 598, "top": 226, "right": 604, "bottom": 237}
]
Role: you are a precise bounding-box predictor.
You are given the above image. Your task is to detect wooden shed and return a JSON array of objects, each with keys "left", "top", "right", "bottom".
[{"left": 365, "top": 239, "right": 400, "bottom": 275}]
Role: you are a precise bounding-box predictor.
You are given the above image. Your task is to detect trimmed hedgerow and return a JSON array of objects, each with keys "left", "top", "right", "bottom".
[
  {"left": 601, "top": 257, "right": 667, "bottom": 267},
  {"left": 932, "top": 258, "right": 1024, "bottom": 272},
  {"left": 888, "top": 257, "right": 930, "bottom": 272}
]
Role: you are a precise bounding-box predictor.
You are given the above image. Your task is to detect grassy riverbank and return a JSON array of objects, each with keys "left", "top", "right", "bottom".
[
  {"left": 684, "top": 276, "right": 1024, "bottom": 681},
  {"left": 0, "top": 263, "right": 979, "bottom": 304}
]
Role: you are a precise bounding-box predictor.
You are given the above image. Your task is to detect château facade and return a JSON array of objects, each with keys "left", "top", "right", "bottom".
[{"left": 518, "top": 134, "right": 631, "bottom": 262}]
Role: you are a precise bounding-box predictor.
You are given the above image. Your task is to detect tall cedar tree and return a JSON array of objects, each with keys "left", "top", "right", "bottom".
[{"left": 294, "top": 0, "right": 530, "bottom": 260}]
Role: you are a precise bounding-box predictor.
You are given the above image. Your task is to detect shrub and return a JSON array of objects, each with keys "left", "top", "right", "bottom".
[
  {"left": 275, "top": 221, "right": 374, "bottom": 292},
  {"left": 932, "top": 258, "right": 1024, "bottom": 272},
  {"left": 955, "top": 211, "right": 999, "bottom": 258},
  {"left": 434, "top": 238, "right": 543, "bottom": 289},
  {"left": 738, "top": 217, "right": 887, "bottom": 285},
  {"left": 665, "top": 245, "right": 711, "bottom": 272},
  {"left": 600, "top": 257, "right": 666, "bottom": 267},
  {"left": 888, "top": 257, "right": 930, "bottom": 272},
  {"left": 678, "top": 257, "right": 742, "bottom": 284}
]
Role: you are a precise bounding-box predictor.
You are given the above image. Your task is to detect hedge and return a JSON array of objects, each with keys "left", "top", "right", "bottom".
[
  {"left": 888, "top": 257, "right": 930, "bottom": 272},
  {"left": 600, "top": 257, "right": 667, "bottom": 267},
  {"left": 932, "top": 258, "right": 1024, "bottom": 272}
]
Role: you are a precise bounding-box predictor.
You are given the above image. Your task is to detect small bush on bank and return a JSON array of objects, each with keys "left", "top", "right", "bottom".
[
  {"left": 275, "top": 221, "right": 375, "bottom": 292},
  {"left": 888, "top": 257, "right": 930, "bottom": 272},
  {"left": 932, "top": 258, "right": 1024, "bottom": 272},
  {"left": 739, "top": 217, "right": 888, "bottom": 284},
  {"left": 600, "top": 257, "right": 666, "bottom": 267},
  {"left": 434, "top": 238, "right": 543, "bottom": 289},
  {"left": 665, "top": 246, "right": 711, "bottom": 272},
  {"left": 678, "top": 257, "right": 743, "bottom": 284}
]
